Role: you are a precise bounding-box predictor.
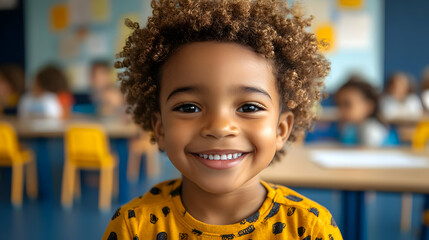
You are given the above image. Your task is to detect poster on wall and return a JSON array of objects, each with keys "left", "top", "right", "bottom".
[
  {"left": 91, "top": 0, "right": 111, "bottom": 22},
  {"left": 85, "top": 33, "right": 109, "bottom": 57},
  {"left": 337, "top": 0, "right": 364, "bottom": 10},
  {"left": 302, "top": 0, "right": 331, "bottom": 27},
  {"left": 315, "top": 23, "right": 336, "bottom": 52},
  {"left": 68, "top": 0, "right": 91, "bottom": 26},
  {"left": 336, "top": 13, "right": 371, "bottom": 50},
  {"left": 50, "top": 4, "right": 69, "bottom": 31}
]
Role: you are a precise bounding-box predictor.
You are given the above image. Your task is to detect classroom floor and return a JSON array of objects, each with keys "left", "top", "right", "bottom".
[{"left": 0, "top": 152, "right": 426, "bottom": 240}]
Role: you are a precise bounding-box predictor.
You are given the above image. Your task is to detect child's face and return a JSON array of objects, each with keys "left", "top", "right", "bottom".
[
  {"left": 336, "top": 88, "right": 374, "bottom": 123},
  {"left": 91, "top": 66, "right": 111, "bottom": 89},
  {"left": 389, "top": 74, "right": 409, "bottom": 100},
  {"left": 153, "top": 42, "right": 293, "bottom": 194}
]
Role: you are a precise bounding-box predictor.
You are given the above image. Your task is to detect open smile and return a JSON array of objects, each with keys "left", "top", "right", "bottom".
[
  {"left": 190, "top": 150, "right": 249, "bottom": 170},
  {"left": 197, "top": 153, "right": 243, "bottom": 160}
]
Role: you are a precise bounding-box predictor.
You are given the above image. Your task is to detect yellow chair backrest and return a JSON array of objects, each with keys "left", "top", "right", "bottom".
[
  {"left": 65, "top": 124, "right": 110, "bottom": 166},
  {"left": 0, "top": 122, "right": 20, "bottom": 164},
  {"left": 412, "top": 121, "right": 429, "bottom": 149}
]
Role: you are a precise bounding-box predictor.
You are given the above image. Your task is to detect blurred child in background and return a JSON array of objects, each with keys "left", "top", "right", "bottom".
[
  {"left": 36, "top": 65, "right": 74, "bottom": 118},
  {"left": 90, "top": 60, "right": 124, "bottom": 117},
  {"left": 0, "top": 64, "right": 25, "bottom": 115},
  {"left": 420, "top": 66, "right": 429, "bottom": 111},
  {"left": 380, "top": 72, "right": 423, "bottom": 119},
  {"left": 18, "top": 65, "right": 66, "bottom": 118},
  {"left": 335, "top": 75, "right": 392, "bottom": 146}
]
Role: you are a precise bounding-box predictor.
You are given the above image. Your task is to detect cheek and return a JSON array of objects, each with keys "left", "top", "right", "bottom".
[
  {"left": 242, "top": 117, "right": 278, "bottom": 153},
  {"left": 163, "top": 118, "right": 197, "bottom": 152}
]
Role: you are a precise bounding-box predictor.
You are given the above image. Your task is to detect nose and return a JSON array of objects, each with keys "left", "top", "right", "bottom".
[{"left": 200, "top": 109, "right": 239, "bottom": 139}]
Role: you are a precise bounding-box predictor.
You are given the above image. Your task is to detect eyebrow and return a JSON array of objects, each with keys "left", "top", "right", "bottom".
[
  {"left": 166, "top": 85, "right": 272, "bottom": 101},
  {"left": 166, "top": 86, "right": 197, "bottom": 101},
  {"left": 240, "top": 86, "right": 272, "bottom": 100}
]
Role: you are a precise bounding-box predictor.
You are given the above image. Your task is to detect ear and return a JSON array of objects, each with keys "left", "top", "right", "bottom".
[
  {"left": 276, "top": 111, "right": 294, "bottom": 151},
  {"left": 151, "top": 112, "right": 165, "bottom": 150}
]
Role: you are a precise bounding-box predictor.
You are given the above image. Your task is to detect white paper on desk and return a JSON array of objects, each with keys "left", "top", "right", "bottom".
[{"left": 310, "top": 150, "right": 429, "bottom": 169}]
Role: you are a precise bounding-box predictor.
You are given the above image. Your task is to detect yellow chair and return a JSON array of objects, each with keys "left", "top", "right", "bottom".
[
  {"left": 412, "top": 121, "right": 429, "bottom": 149},
  {"left": 0, "top": 122, "right": 38, "bottom": 206},
  {"left": 61, "top": 124, "right": 118, "bottom": 211}
]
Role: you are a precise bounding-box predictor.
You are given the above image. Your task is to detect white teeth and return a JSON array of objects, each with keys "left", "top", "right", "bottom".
[{"left": 197, "top": 153, "right": 245, "bottom": 160}]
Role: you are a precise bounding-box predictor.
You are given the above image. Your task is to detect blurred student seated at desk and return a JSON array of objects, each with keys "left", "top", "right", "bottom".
[
  {"left": 380, "top": 72, "right": 423, "bottom": 120},
  {"left": 89, "top": 60, "right": 125, "bottom": 117},
  {"left": 18, "top": 65, "right": 74, "bottom": 119},
  {"left": 420, "top": 66, "right": 429, "bottom": 111},
  {"left": 335, "top": 75, "right": 399, "bottom": 147},
  {"left": 0, "top": 64, "right": 25, "bottom": 116}
]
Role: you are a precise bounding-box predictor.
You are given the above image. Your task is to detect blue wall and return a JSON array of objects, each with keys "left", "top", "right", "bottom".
[{"left": 384, "top": 0, "right": 429, "bottom": 82}]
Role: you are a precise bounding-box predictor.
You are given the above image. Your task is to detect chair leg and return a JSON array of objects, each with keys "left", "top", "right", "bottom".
[
  {"left": 99, "top": 166, "right": 113, "bottom": 211},
  {"left": 61, "top": 161, "right": 75, "bottom": 208},
  {"left": 146, "top": 147, "right": 160, "bottom": 178},
  {"left": 113, "top": 163, "right": 119, "bottom": 198},
  {"left": 25, "top": 157, "right": 38, "bottom": 199},
  {"left": 11, "top": 162, "right": 24, "bottom": 207},
  {"left": 127, "top": 151, "right": 141, "bottom": 182},
  {"left": 74, "top": 170, "right": 81, "bottom": 199}
]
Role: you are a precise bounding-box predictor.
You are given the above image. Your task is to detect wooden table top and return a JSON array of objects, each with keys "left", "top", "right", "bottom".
[
  {"left": 0, "top": 116, "right": 140, "bottom": 138},
  {"left": 260, "top": 144, "right": 429, "bottom": 193}
]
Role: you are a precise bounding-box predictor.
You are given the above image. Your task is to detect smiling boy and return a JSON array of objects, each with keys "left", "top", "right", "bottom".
[{"left": 103, "top": 0, "right": 342, "bottom": 239}]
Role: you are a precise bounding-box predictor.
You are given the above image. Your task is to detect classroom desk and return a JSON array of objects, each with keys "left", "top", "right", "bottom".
[
  {"left": 260, "top": 144, "right": 429, "bottom": 240},
  {"left": 0, "top": 116, "right": 140, "bottom": 138},
  {"left": 0, "top": 116, "right": 140, "bottom": 203}
]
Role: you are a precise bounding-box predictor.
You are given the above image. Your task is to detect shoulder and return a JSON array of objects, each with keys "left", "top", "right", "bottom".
[
  {"left": 104, "top": 179, "right": 181, "bottom": 239},
  {"left": 406, "top": 94, "right": 422, "bottom": 104},
  {"left": 116, "top": 179, "right": 180, "bottom": 215},
  {"left": 264, "top": 182, "right": 337, "bottom": 229}
]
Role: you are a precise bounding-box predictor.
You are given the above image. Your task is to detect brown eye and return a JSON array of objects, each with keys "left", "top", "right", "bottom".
[
  {"left": 237, "top": 104, "right": 263, "bottom": 113},
  {"left": 173, "top": 104, "right": 201, "bottom": 113}
]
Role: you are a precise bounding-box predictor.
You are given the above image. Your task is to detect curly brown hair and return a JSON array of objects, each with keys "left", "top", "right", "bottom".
[{"left": 115, "top": 0, "right": 330, "bottom": 156}]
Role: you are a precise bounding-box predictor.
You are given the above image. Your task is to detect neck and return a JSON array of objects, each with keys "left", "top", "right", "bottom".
[{"left": 180, "top": 175, "right": 266, "bottom": 225}]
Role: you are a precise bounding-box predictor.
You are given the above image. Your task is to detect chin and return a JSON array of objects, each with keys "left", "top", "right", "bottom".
[{"left": 192, "top": 175, "right": 245, "bottom": 195}]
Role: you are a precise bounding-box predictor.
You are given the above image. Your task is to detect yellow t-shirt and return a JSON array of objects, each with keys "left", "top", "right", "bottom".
[{"left": 103, "top": 179, "right": 343, "bottom": 240}]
